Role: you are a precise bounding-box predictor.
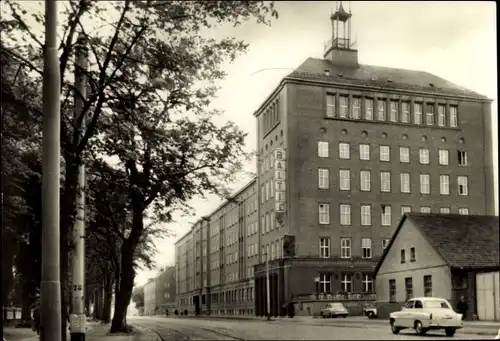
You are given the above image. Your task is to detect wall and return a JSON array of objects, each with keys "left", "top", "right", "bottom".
[{"left": 286, "top": 81, "right": 490, "bottom": 262}]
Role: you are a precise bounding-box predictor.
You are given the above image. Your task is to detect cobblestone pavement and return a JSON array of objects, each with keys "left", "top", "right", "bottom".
[{"left": 129, "top": 316, "right": 495, "bottom": 340}]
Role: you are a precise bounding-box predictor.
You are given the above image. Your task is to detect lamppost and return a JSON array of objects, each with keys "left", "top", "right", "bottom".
[{"left": 314, "top": 276, "right": 320, "bottom": 299}]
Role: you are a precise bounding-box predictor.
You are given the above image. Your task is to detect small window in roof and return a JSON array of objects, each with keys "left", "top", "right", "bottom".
[
  {"left": 387, "top": 78, "right": 393, "bottom": 83},
  {"left": 429, "top": 83, "right": 435, "bottom": 87},
  {"left": 338, "top": 73, "right": 344, "bottom": 77}
]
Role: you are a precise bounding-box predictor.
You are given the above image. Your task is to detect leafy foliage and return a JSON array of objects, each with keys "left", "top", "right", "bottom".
[{"left": 1, "top": 0, "right": 278, "bottom": 333}]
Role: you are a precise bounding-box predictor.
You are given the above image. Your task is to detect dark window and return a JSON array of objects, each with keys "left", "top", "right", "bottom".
[
  {"left": 458, "top": 150, "right": 468, "bottom": 166},
  {"left": 424, "top": 275, "right": 432, "bottom": 297},
  {"left": 410, "top": 247, "right": 416, "bottom": 262},
  {"left": 400, "top": 249, "right": 406, "bottom": 263},
  {"left": 414, "top": 300, "right": 423, "bottom": 309},
  {"left": 389, "top": 279, "right": 396, "bottom": 302},
  {"left": 405, "top": 277, "right": 413, "bottom": 301}
]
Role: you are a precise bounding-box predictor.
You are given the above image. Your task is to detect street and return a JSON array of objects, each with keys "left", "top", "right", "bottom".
[{"left": 129, "top": 316, "right": 495, "bottom": 340}]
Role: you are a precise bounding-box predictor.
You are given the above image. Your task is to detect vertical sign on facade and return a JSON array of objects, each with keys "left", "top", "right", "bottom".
[{"left": 274, "top": 148, "right": 286, "bottom": 213}]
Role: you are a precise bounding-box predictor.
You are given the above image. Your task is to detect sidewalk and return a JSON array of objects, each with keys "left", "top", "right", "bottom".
[{"left": 3, "top": 321, "right": 159, "bottom": 341}]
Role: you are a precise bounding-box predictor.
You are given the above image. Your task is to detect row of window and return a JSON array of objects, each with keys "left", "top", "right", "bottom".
[
  {"left": 319, "top": 169, "right": 469, "bottom": 196},
  {"left": 318, "top": 203, "right": 470, "bottom": 226},
  {"left": 317, "top": 273, "right": 374, "bottom": 293},
  {"left": 389, "top": 275, "right": 433, "bottom": 302},
  {"left": 261, "top": 180, "right": 275, "bottom": 203},
  {"left": 325, "top": 94, "right": 459, "bottom": 128},
  {"left": 318, "top": 141, "right": 468, "bottom": 166},
  {"left": 211, "top": 287, "right": 254, "bottom": 304},
  {"left": 320, "top": 237, "right": 388, "bottom": 259}
]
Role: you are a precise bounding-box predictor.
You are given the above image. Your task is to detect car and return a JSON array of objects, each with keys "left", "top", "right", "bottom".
[
  {"left": 320, "top": 302, "right": 348, "bottom": 318},
  {"left": 389, "top": 297, "right": 463, "bottom": 336},
  {"left": 363, "top": 306, "right": 378, "bottom": 319}
]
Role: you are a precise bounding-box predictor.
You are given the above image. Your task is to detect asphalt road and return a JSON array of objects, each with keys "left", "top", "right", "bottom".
[{"left": 129, "top": 316, "right": 494, "bottom": 340}]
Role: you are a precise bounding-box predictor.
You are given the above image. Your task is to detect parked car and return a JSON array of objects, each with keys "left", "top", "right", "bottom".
[
  {"left": 320, "top": 302, "right": 348, "bottom": 318},
  {"left": 389, "top": 297, "right": 463, "bottom": 336},
  {"left": 363, "top": 306, "right": 378, "bottom": 319}
]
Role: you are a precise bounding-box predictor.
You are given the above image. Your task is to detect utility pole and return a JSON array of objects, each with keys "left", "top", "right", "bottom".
[
  {"left": 69, "top": 32, "right": 87, "bottom": 341},
  {"left": 40, "top": 1, "right": 62, "bottom": 340},
  {"left": 265, "top": 252, "right": 271, "bottom": 321}
]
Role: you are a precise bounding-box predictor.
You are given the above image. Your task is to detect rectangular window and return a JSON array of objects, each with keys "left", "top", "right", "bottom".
[
  {"left": 439, "top": 149, "right": 449, "bottom": 165},
  {"left": 361, "top": 205, "right": 371, "bottom": 226},
  {"left": 424, "top": 275, "right": 432, "bottom": 297},
  {"left": 360, "top": 170, "right": 371, "bottom": 191},
  {"left": 439, "top": 175, "right": 450, "bottom": 195},
  {"left": 459, "top": 208, "right": 469, "bottom": 215},
  {"left": 400, "top": 173, "right": 410, "bottom": 193},
  {"left": 420, "top": 174, "right": 430, "bottom": 194},
  {"left": 339, "top": 96, "right": 348, "bottom": 118},
  {"left": 401, "top": 102, "right": 410, "bottom": 123},
  {"left": 414, "top": 103, "right": 423, "bottom": 124},
  {"left": 362, "top": 238, "right": 372, "bottom": 259},
  {"left": 419, "top": 148, "right": 430, "bottom": 164},
  {"left": 319, "top": 237, "right": 330, "bottom": 258},
  {"left": 266, "top": 213, "right": 270, "bottom": 233},
  {"left": 426, "top": 104, "right": 435, "bottom": 125},
  {"left": 458, "top": 176, "right": 468, "bottom": 195},
  {"left": 359, "top": 144, "right": 370, "bottom": 160},
  {"left": 410, "top": 247, "right": 416, "bottom": 261},
  {"left": 340, "top": 238, "right": 351, "bottom": 258},
  {"left": 380, "top": 145, "right": 390, "bottom": 162},
  {"left": 400, "top": 147, "right": 410, "bottom": 163},
  {"left": 440, "top": 207, "right": 451, "bottom": 214},
  {"left": 401, "top": 205, "right": 411, "bottom": 216},
  {"left": 389, "top": 279, "right": 396, "bottom": 302},
  {"left": 380, "top": 172, "right": 391, "bottom": 192},
  {"left": 326, "top": 94, "right": 335, "bottom": 117},
  {"left": 382, "top": 239, "right": 390, "bottom": 250},
  {"left": 405, "top": 277, "right": 413, "bottom": 301},
  {"left": 438, "top": 105, "right": 446, "bottom": 126},
  {"left": 319, "top": 204, "right": 330, "bottom": 224},
  {"left": 339, "top": 143, "right": 350, "bottom": 159},
  {"left": 365, "top": 98, "right": 374, "bottom": 120},
  {"left": 319, "top": 274, "right": 331, "bottom": 293},
  {"left": 339, "top": 169, "right": 351, "bottom": 191},
  {"left": 340, "top": 204, "right": 351, "bottom": 225},
  {"left": 318, "top": 168, "right": 329, "bottom": 189},
  {"left": 401, "top": 249, "right": 406, "bottom": 263},
  {"left": 377, "top": 100, "right": 386, "bottom": 121},
  {"left": 362, "top": 274, "right": 373, "bottom": 293},
  {"left": 341, "top": 274, "right": 353, "bottom": 293},
  {"left": 390, "top": 101, "right": 398, "bottom": 122},
  {"left": 458, "top": 150, "right": 468, "bottom": 166},
  {"left": 318, "top": 141, "right": 329, "bottom": 158},
  {"left": 381, "top": 205, "right": 391, "bottom": 226},
  {"left": 351, "top": 97, "right": 361, "bottom": 119},
  {"left": 449, "top": 106, "right": 458, "bottom": 127},
  {"left": 420, "top": 206, "right": 431, "bottom": 214}
]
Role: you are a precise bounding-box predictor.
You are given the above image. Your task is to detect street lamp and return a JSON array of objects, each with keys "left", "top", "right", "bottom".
[{"left": 314, "top": 276, "right": 320, "bottom": 299}]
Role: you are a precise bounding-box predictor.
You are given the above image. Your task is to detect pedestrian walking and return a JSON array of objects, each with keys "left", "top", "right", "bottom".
[
  {"left": 33, "top": 302, "right": 41, "bottom": 335},
  {"left": 457, "top": 295, "right": 468, "bottom": 320}
]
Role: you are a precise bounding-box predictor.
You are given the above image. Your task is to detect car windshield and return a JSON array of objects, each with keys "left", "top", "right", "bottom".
[{"left": 423, "top": 300, "right": 451, "bottom": 309}]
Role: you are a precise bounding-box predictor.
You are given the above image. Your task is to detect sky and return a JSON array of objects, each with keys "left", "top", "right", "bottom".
[{"left": 135, "top": 1, "right": 498, "bottom": 286}]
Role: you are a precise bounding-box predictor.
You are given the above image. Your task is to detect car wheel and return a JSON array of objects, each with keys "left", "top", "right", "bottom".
[
  {"left": 445, "top": 328, "right": 456, "bottom": 337},
  {"left": 414, "top": 320, "right": 427, "bottom": 336},
  {"left": 342, "top": 315, "right": 347, "bottom": 318},
  {"left": 367, "top": 311, "right": 375, "bottom": 319},
  {"left": 390, "top": 320, "right": 400, "bottom": 334}
]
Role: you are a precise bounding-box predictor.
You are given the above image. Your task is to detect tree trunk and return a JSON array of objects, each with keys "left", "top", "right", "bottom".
[
  {"left": 21, "top": 281, "right": 31, "bottom": 321},
  {"left": 110, "top": 246, "right": 135, "bottom": 332},
  {"left": 103, "top": 274, "right": 113, "bottom": 324}
]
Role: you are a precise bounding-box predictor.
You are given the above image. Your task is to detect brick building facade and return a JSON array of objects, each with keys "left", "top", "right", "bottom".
[{"left": 175, "top": 6, "right": 495, "bottom": 317}]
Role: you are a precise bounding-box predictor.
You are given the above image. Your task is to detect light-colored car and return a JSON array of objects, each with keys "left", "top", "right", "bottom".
[
  {"left": 320, "top": 302, "right": 348, "bottom": 318},
  {"left": 389, "top": 297, "right": 463, "bottom": 336},
  {"left": 363, "top": 306, "right": 378, "bottom": 319}
]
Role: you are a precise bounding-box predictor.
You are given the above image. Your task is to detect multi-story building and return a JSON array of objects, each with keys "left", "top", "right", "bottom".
[
  {"left": 175, "top": 6, "right": 495, "bottom": 317},
  {"left": 143, "top": 278, "right": 156, "bottom": 316},
  {"left": 154, "top": 266, "right": 176, "bottom": 314}
]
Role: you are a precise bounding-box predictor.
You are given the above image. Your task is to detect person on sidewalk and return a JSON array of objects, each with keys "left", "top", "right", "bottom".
[
  {"left": 457, "top": 296, "right": 468, "bottom": 320},
  {"left": 33, "top": 302, "right": 41, "bottom": 335}
]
